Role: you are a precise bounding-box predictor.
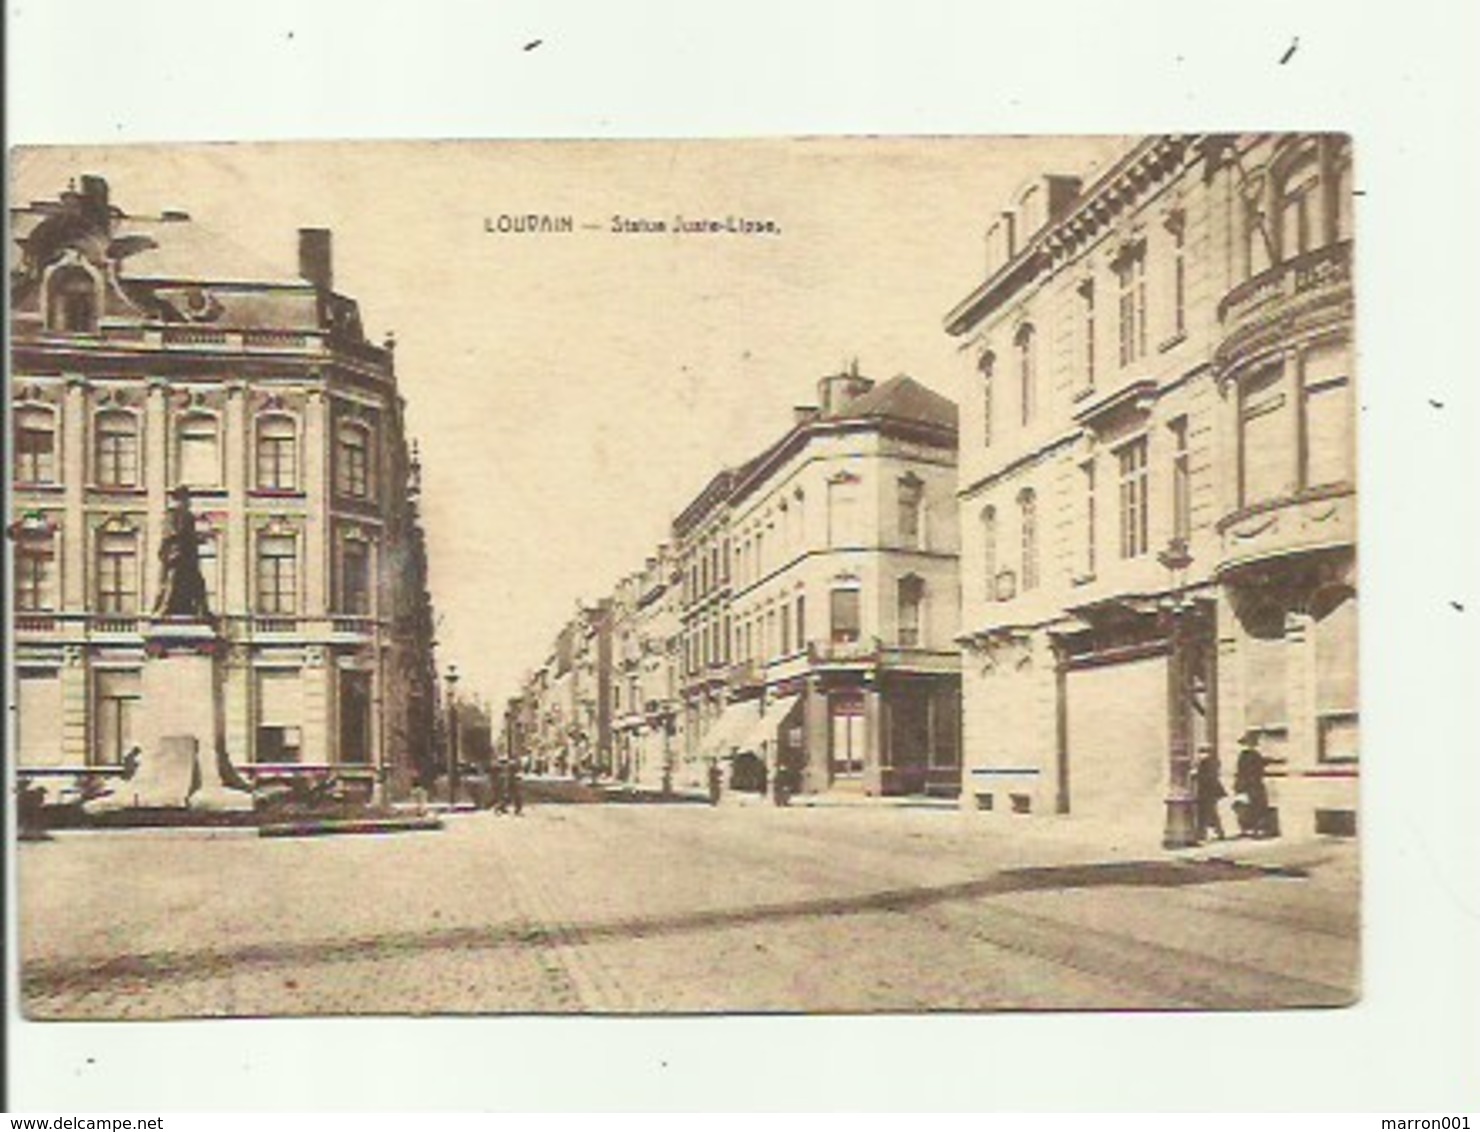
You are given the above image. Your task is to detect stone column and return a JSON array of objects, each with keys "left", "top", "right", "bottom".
[
  {"left": 802, "top": 682, "right": 830, "bottom": 794},
  {"left": 60, "top": 645, "right": 89, "bottom": 765},
  {"left": 61, "top": 378, "right": 89, "bottom": 610},
  {"left": 302, "top": 645, "right": 332, "bottom": 765},
  {"left": 144, "top": 380, "right": 169, "bottom": 606},
  {"left": 303, "top": 387, "right": 328, "bottom": 616},
  {"left": 223, "top": 383, "right": 248, "bottom": 615}
]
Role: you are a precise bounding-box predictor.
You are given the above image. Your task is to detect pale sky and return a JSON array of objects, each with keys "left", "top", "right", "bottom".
[{"left": 11, "top": 137, "right": 1133, "bottom": 708}]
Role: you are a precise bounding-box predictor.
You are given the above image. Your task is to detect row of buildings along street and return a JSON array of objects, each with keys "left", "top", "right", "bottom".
[
  {"left": 9, "top": 133, "right": 1357, "bottom": 851},
  {"left": 501, "top": 132, "right": 1358, "bottom": 846}
]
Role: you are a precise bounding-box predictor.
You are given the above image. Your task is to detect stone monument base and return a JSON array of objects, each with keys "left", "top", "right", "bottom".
[{"left": 98, "top": 618, "right": 253, "bottom": 813}]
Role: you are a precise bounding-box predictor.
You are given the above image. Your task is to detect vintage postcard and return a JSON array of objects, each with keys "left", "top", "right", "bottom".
[{"left": 10, "top": 136, "right": 1358, "bottom": 1019}]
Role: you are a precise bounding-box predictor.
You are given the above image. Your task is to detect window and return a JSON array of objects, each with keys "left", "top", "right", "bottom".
[
  {"left": 256, "top": 415, "right": 298, "bottom": 491},
  {"left": 96, "top": 529, "right": 138, "bottom": 613},
  {"left": 897, "top": 475, "right": 924, "bottom": 549},
  {"left": 93, "top": 670, "right": 140, "bottom": 766},
  {"left": 827, "top": 476, "right": 859, "bottom": 547},
  {"left": 1117, "top": 438, "right": 1149, "bottom": 559},
  {"left": 898, "top": 575, "right": 925, "bottom": 648},
  {"left": 981, "top": 506, "right": 997, "bottom": 601},
  {"left": 1278, "top": 154, "right": 1322, "bottom": 261},
  {"left": 1239, "top": 365, "right": 1294, "bottom": 506},
  {"left": 780, "top": 603, "right": 791, "bottom": 655},
  {"left": 830, "top": 587, "right": 861, "bottom": 644},
  {"left": 1081, "top": 460, "right": 1097, "bottom": 577},
  {"left": 176, "top": 413, "right": 220, "bottom": 488},
  {"left": 1170, "top": 417, "right": 1192, "bottom": 541},
  {"left": 257, "top": 533, "right": 298, "bottom": 614},
  {"left": 1080, "top": 280, "right": 1096, "bottom": 389},
  {"left": 1169, "top": 216, "right": 1187, "bottom": 339},
  {"left": 336, "top": 421, "right": 372, "bottom": 499},
  {"left": 1018, "top": 490, "right": 1038, "bottom": 591},
  {"left": 1016, "top": 324, "right": 1036, "bottom": 425},
  {"left": 796, "top": 594, "right": 806, "bottom": 650},
  {"left": 256, "top": 670, "right": 304, "bottom": 763},
  {"left": 94, "top": 411, "right": 139, "bottom": 488},
  {"left": 1301, "top": 343, "right": 1353, "bottom": 488},
  {"left": 46, "top": 266, "right": 98, "bottom": 333},
  {"left": 16, "top": 532, "right": 56, "bottom": 611},
  {"left": 198, "top": 531, "right": 220, "bottom": 614},
  {"left": 978, "top": 351, "right": 995, "bottom": 447},
  {"left": 15, "top": 407, "right": 57, "bottom": 484},
  {"left": 342, "top": 538, "right": 372, "bottom": 615},
  {"left": 1116, "top": 248, "right": 1147, "bottom": 366}
]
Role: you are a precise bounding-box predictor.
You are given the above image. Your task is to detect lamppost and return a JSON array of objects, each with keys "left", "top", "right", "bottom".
[
  {"left": 1158, "top": 536, "right": 1198, "bottom": 849},
  {"left": 445, "top": 662, "right": 460, "bottom": 807}
]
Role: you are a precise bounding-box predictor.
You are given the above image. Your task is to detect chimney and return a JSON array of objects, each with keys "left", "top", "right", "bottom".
[
  {"left": 298, "top": 228, "right": 333, "bottom": 291},
  {"left": 816, "top": 360, "right": 874, "bottom": 415},
  {"left": 78, "top": 175, "right": 110, "bottom": 229}
]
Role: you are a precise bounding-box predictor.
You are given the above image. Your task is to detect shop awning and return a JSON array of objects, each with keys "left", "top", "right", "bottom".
[
  {"left": 733, "top": 694, "right": 802, "bottom": 757},
  {"left": 699, "top": 700, "right": 761, "bottom": 759}
]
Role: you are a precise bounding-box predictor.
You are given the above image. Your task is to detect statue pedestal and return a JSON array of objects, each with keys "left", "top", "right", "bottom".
[{"left": 139, "top": 620, "right": 251, "bottom": 812}]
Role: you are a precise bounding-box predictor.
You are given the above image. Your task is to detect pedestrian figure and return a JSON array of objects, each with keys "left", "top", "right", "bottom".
[
  {"left": 707, "top": 759, "right": 723, "bottom": 806},
  {"left": 1233, "top": 730, "right": 1275, "bottom": 838},
  {"left": 504, "top": 757, "right": 524, "bottom": 816},
  {"left": 1193, "top": 747, "right": 1226, "bottom": 842},
  {"left": 491, "top": 757, "right": 508, "bottom": 814}
]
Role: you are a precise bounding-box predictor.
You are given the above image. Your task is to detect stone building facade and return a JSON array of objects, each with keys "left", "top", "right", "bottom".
[
  {"left": 10, "top": 175, "right": 439, "bottom": 801},
  {"left": 725, "top": 371, "right": 962, "bottom": 797},
  {"left": 944, "top": 133, "right": 1356, "bottom": 838}
]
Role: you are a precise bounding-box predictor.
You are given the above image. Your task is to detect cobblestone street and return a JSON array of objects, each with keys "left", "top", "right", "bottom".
[{"left": 19, "top": 804, "right": 1359, "bottom": 1019}]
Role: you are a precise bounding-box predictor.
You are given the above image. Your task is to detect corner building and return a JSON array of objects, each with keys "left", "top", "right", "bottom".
[
  {"left": 10, "top": 175, "right": 438, "bottom": 800},
  {"left": 944, "top": 135, "right": 1356, "bottom": 837}
]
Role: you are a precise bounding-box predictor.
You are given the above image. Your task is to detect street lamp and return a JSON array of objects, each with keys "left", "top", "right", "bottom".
[
  {"left": 1157, "top": 537, "right": 1198, "bottom": 849},
  {"left": 445, "top": 662, "right": 461, "bottom": 808}
]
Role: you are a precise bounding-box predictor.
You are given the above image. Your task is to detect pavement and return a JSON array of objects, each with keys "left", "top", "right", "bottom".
[{"left": 17, "top": 801, "right": 1358, "bottom": 1019}]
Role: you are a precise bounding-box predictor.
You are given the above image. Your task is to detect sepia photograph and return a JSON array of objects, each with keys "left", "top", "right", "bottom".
[{"left": 10, "top": 134, "right": 1360, "bottom": 1020}]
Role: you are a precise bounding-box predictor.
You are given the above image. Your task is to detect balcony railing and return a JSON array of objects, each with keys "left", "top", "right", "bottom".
[
  {"left": 15, "top": 614, "right": 57, "bottom": 633},
  {"left": 1217, "top": 241, "right": 1353, "bottom": 362},
  {"left": 1216, "top": 482, "right": 1356, "bottom": 575},
  {"left": 808, "top": 636, "right": 881, "bottom": 665},
  {"left": 728, "top": 660, "right": 764, "bottom": 689},
  {"left": 93, "top": 616, "right": 141, "bottom": 634}
]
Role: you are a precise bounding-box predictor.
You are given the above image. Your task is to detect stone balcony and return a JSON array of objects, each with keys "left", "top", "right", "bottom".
[
  {"left": 727, "top": 659, "right": 765, "bottom": 691},
  {"left": 1215, "top": 240, "right": 1354, "bottom": 373},
  {"left": 1215, "top": 482, "right": 1356, "bottom": 576},
  {"left": 808, "top": 636, "right": 881, "bottom": 668}
]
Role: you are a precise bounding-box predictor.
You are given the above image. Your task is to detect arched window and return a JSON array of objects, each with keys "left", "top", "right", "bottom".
[
  {"left": 980, "top": 505, "right": 997, "bottom": 602},
  {"left": 176, "top": 411, "right": 221, "bottom": 488},
  {"left": 1276, "top": 148, "right": 1324, "bottom": 262},
  {"left": 335, "top": 420, "right": 374, "bottom": 500},
  {"left": 94, "top": 410, "right": 140, "bottom": 488},
  {"left": 1018, "top": 489, "right": 1038, "bottom": 592},
  {"left": 46, "top": 266, "right": 99, "bottom": 333},
  {"left": 256, "top": 414, "right": 299, "bottom": 491},
  {"left": 1015, "top": 325, "right": 1036, "bottom": 426},
  {"left": 15, "top": 526, "right": 57, "bottom": 612},
  {"left": 978, "top": 351, "right": 996, "bottom": 448},
  {"left": 14, "top": 405, "right": 57, "bottom": 484}
]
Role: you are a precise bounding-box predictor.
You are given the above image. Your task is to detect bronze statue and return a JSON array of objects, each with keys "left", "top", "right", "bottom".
[{"left": 153, "top": 486, "right": 212, "bottom": 619}]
